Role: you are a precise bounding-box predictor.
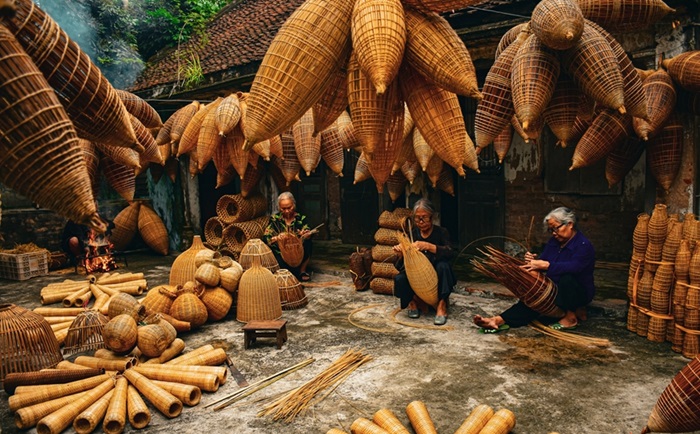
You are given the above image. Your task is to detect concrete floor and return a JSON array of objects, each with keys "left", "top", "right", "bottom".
[{"left": 0, "top": 244, "right": 697, "bottom": 434}]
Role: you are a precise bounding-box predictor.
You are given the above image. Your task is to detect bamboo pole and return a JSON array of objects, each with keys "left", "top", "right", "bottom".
[
  {"left": 10, "top": 374, "right": 112, "bottom": 411},
  {"left": 102, "top": 376, "right": 128, "bottom": 434},
  {"left": 73, "top": 390, "right": 114, "bottom": 434},
  {"left": 15, "top": 391, "right": 87, "bottom": 429},
  {"left": 126, "top": 384, "right": 151, "bottom": 429},
  {"left": 165, "top": 344, "right": 215, "bottom": 365},
  {"left": 35, "top": 378, "right": 114, "bottom": 434},
  {"left": 40, "top": 281, "right": 88, "bottom": 295},
  {"left": 122, "top": 369, "right": 183, "bottom": 418},
  {"left": 41, "top": 289, "right": 86, "bottom": 305},
  {"left": 151, "top": 380, "right": 202, "bottom": 406}
]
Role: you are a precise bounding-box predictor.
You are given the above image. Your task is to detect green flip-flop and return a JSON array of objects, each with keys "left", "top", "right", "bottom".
[
  {"left": 549, "top": 322, "right": 577, "bottom": 331},
  {"left": 478, "top": 324, "right": 510, "bottom": 334}
]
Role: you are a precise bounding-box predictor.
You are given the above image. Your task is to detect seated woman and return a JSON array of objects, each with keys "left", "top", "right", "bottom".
[
  {"left": 60, "top": 220, "right": 90, "bottom": 265},
  {"left": 474, "top": 206, "right": 596, "bottom": 333},
  {"left": 262, "top": 192, "right": 313, "bottom": 281},
  {"left": 392, "top": 198, "right": 456, "bottom": 326}
]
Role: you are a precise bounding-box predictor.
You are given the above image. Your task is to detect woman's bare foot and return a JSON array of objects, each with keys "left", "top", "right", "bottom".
[
  {"left": 473, "top": 315, "right": 504, "bottom": 330},
  {"left": 575, "top": 306, "right": 587, "bottom": 322},
  {"left": 557, "top": 311, "right": 578, "bottom": 328}
]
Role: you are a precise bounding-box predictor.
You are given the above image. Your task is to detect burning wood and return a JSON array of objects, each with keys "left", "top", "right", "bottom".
[{"left": 82, "top": 229, "right": 117, "bottom": 273}]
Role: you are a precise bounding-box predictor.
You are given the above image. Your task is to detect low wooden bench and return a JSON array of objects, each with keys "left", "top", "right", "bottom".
[{"left": 242, "top": 319, "right": 288, "bottom": 349}]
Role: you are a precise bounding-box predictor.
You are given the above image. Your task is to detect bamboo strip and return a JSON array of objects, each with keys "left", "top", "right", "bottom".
[
  {"left": 126, "top": 384, "right": 151, "bottom": 429},
  {"left": 102, "top": 377, "right": 127, "bottom": 434},
  {"left": 34, "top": 307, "right": 88, "bottom": 317},
  {"left": 143, "top": 338, "right": 186, "bottom": 364},
  {"left": 15, "top": 391, "right": 87, "bottom": 429},
  {"left": 166, "top": 344, "right": 215, "bottom": 365},
  {"left": 122, "top": 369, "right": 183, "bottom": 418},
  {"left": 151, "top": 380, "right": 202, "bottom": 406},
  {"left": 35, "top": 378, "right": 114, "bottom": 434},
  {"left": 9, "top": 374, "right": 112, "bottom": 411},
  {"left": 134, "top": 364, "right": 226, "bottom": 387},
  {"left": 74, "top": 356, "right": 137, "bottom": 372},
  {"left": 73, "top": 390, "right": 114, "bottom": 434}
]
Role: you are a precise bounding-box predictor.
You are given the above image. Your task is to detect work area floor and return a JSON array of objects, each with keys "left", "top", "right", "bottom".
[{"left": 0, "top": 241, "right": 696, "bottom": 434}]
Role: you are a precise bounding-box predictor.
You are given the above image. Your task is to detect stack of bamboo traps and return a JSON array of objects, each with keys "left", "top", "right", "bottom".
[
  {"left": 203, "top": 193, "right": 269, "bottom": 258},
  {"left": 627, "top": 204, "right": 700, "bottom": 358},
  {"left": 327, "top": 401, "right": 515, "bottom": 434},
  {"left": 368, "top": 208, "right": 411, "bottom": 296},
  {"left": 4, "top": 343, "right": 230, "bottom": 432}
]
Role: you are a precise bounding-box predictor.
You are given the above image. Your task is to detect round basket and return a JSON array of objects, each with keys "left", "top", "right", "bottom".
[
  {"left": 204, "top": 217, "right": 225, "bottom": 248},
  {"left": 236, "top": 258, "right": 282, "bottom": 322},
  {"left": 370, "top": 261, "right": 399, "bottom": 279},
  {"left": 170, "top": 287, "right": 208, "bottom": 328},
  {"left": 377, "top": 208, "right": 412, "bottom": 230},
  {"left": 278, "top": 233, "right": 304, "bottom": 267},
  {"left": 239, "top": 238, "right": 280, "bottom": 273},
  {"left": 374, "top": 228, "right": 400, "bottom": 246},
  {"left": 107, "top": 292, "right": 146, "bottom": 321},
  {"left": 200, "top": 287, "right": 233, "bottom": 321},
  {"left": 274, "top": 269, "right": 308, "bottom": 310},
  {"left": 216, "top": 193, "right": 268, "bottom": 225},
  {"left": 103, "top": 314, "right": 138, "bottom": 354},
  {"left": 170, "top": 235, "right": 210, "bottom": 286},
  {"left": 63, "top": 310, "right": 110, "bottom": 355},
  {"left": 141, "top": 284, "right": 178, "bottom": 316},
  {"left": 0, "top": 304, "right": 63, "bottom": 382},
  {"left": 369, "top": 277, "right": 394, "bottom": 295}
]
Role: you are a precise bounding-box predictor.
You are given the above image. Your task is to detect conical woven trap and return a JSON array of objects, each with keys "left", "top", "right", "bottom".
[
  {"left": 170, "top": 235, "right": 211, "bottom": 286},
  {"left": 237, "top": 258, "right": 283, "bottom": 322},
  {"left": 239, "top": 238, "right": 280, "bottom": 273},
  {"left": 277, "top": 233, "right": 304, "bottom": 268},
  {"left": 63, "top": 310, "right": 110, "bottom": 355},
  {"left": 274, "top": 269, "right": 308, "bottom": 310}
]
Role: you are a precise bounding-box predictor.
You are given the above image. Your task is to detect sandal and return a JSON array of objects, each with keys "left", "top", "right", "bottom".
[
  {"left": 300, "top": 272, "right": 311, "bottom": 282},
  {"left": 478, "top": 324, "right": 510, "bottom": 334},
  {"left": 549, "top": 322, "right": 577, "bottom": 331}
]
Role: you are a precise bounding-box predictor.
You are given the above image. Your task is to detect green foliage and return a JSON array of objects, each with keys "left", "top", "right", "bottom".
[{"left": 179, "top": 50, "right": 204, "bottom": 89}]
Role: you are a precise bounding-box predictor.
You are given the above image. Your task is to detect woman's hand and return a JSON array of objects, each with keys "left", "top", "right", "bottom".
[
  {"left": 392, "top": 244, "right": 404, "bottom": 258},
  {"left": 524, "top": 251, "right": 536, "bottom": 261},
  {"left": 413, "top": 241, "right": 434, "bottom": 254},
  {"left": 520, "top": 259, "right": 549, "bottom": 272},
  {"left": 299, "top": 229, "right": 311, "bottom": 239}
]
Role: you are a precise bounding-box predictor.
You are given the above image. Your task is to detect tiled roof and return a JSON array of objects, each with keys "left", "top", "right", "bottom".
[{"left": 130, "top": 0, "right": 305, "bottom": 92}]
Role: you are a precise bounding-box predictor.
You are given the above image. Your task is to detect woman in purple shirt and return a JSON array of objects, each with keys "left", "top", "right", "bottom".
[{"left": 474, "top": 207, "right": 596, "bottom": 332}]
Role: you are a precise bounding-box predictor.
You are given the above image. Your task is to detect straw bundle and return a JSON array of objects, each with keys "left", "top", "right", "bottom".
[
  {"left": 63, "top": 310, "right": 109, "bottom": 355},
  {"left": 274, "top": 269, "right": 308, "bottom": 310},
  {"left": 239, "top": 238, "right": 280, "bottom": 272},
  {"left": 570, "top": 109, "right": 632, "bottom": 170},
  {"left": 236, "top": 257, "right": 282, "bottom": 322},
  {"left": 605, "top": 136, "right": 646, "bottom": 187},
  {"left": 478, "top": 408, "right": 516, "bottom": 434},
  {"left": 647, "top": 114, "right": 683, "bottom": 191},
  {"left": 531, "top": 0, "right": 584, "bottom": 50},
  {"left": 122, "top": 369, "right": 183, "bottom": 418},
  {"left": 576, "top": 0, "right": 675, "bottom": 32},
  {"left": 405, "top": 401, "right": 437, "bottom": 434},
  {"left": 103, "top": 314, "right": 138, "bottom": 355},
  {"left": 244, "top": 0, "right": 354, "bottom": 147},
  {"left": 475, "top": 29, "right": 528, "bottom": 149},
  {"left": 560, "top": 23, "right": 625, "bottom": 114},
  {"left": 320, "top": 118, "right": 346, "bottom": 176},
  {"left": 101, "top": 156, "right": 136, "bottom": 202},
  {"left": 373, "top": 408, "right": 410, "bottom": 434},
  {"left": 633, "top": 69, "right": 677, "bottom": 141},
  {"left": 472, "top": 246, "right": 564, "bottom": 318},
  {"left": 351, "top": 0, "right": 405, "bottom": 95},
  {"left": 138, "top": 203, "right": 169, "bottom": 255},
  {"left": 370, "top": 277, "right": 394, "bottom": 295},
  {"left": 454, "top": 404, "right": 494, "bottom": 434},
  {"left": 397, "top": 232, "right": 438, "bottom": 308},
  {"left": 34, "top": 378, "right": 114, "bottom": 434},
  {"left": 170, "top": 287, "right": 208, "bottom": 328},
  {"left": 352, "top": 417, "right": 391, "bottom": 434},
  {"left": 116, "top": 89, "right": 162, "bottom": 129},
  {"left": 403, "top": 8, "right": 479, "bottom": 99},
  {"left": 216, "top": 193, "right": 268, "bottom": 225},
  {"left": 1, "top": 0, "right": 138, "bottom": 150}
]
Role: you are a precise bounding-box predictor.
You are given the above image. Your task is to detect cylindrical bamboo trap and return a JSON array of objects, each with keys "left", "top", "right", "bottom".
[
  {"left": 15, "top": 391, "right": 87, "bottom": 430},
  {"left": 165, "top": 344, "right": 215, "bottom": 365},
  {"left": 405, "top": 401, "right": 438, "bottom": 434},
  {"left": 34, "top": 378, "right": 114, "bottom": 434},
  {"left": 9, "top": 373, "right": 113, "bottom": 411},
  {"left": 151, "top": 380, "right": 202, "bottom": 406},
  {"left": 143, "top": 338, "right": 186, "bottom": 364},
  {"left": 373, "top": 408, "right": 410, "bottom": 434},
  {"left": 122, "top": 369, "right": 183, "bottom": 418},
  {"left": 73, "top": 388, "right": 114, "bottom": 434},
  {"left": 478, "top": 408, "right": 516, "bottom": 434},
  {"left": 102, "top": 376, "right": 128, "bottom": 434},
  {"left": 74, "top": 355, "right": 136, "bottom": 372},
  {"left": 126, "top": 384, "right": 151, "bottom": 429},
  {"left": 351, "top": 417, "right": 391, "bottom": 434},
  {"left": 3, "top": 368, "right": 104, "bottom": 396},
  {"left": 132, "top": 365, "right": 220, "bottom": 392},
  {"left": 454, "top": 404, "right": 494, "bottom": 434}
]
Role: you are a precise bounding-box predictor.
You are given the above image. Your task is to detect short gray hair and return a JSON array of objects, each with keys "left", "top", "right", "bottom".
[
  {"left": 278, "top": 191, "right": 295, "bottom": 205},
  {"left": 413, "top": 198, "right": 435, "bottom": 216},
  {"left": 544, "top": 207, "right": 576, "bottom": 229}
]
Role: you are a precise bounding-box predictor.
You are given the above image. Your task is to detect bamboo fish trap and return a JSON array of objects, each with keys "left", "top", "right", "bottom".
[
  {"left": 633, "top": 69, "right": 677, "bottom": 141},
  {"left": 277, "top": 232, "right": 305, "bottom": 268},
  {"left": 115, "top": 89, "right": 162, "bottom": 129},
  {"left": 531, "top": 0, "right": 583, "bottom": 50},
  {"left": 236, "top": 256, "right": 282, "bottom": 322},
  {"left": 313, "top": 66, "right": 348, "bottom": 136},
  {"left": 397, "top": 232, "right": 438, "bottom": 308},
  {"left": 274, "top": 269, "right": 308, "bottom": 310},
  {"left": 1, "top": 0, "right": 138, "bottom": 150},
  {"left": 647, "top": 114, "right": 683, "bottom": 191},
  {"left": 576, "top": 0, "right": 675, "bottom": 32},
  {"left": 319, "top": 118, "right": 346, "bottom": 176},
  {"left": 216, "top": 193, "right": 268, "bottom": 225},
  {"left": 663, "top": 51, "right": 700, "bottom": 93},
  {"left": 570, "top": 108, "right": 632, "bottom": 170}
]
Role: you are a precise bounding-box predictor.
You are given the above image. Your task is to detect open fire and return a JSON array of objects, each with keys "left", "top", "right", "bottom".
[{"left": 82, "top": 229, "right": 117, "bottom": 273}]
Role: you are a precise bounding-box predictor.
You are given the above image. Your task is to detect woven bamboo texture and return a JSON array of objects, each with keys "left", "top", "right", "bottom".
[
  {"left": 313, "top": 66, "right": 349, "bottom": 136},
  {"left": 399, "top": 0, "right": 484, "bottom": 14},
  {"left": 354, "top": 151, "right": 373, "bottom": 184},
  {"left": 203, "top": 217, "right": 225, "bottom": 248},
  {"left": 294, "top": 108, "right": 322, "bottom": 176},
  {"left": 347, "top": 52, "right": 402, "bottom": 159},
  {"left": 239, "top": 238, "right": 280, "bottom": 272},
  {"left": 542, "top": 77, "right": 579, "bottom": 147},
  {"left": 648, "top": 204, "right": 669, "bottom": 245},
  {"left": 378, "top": 208, "right": 412, "bottom": 230},
  {"left": 197, "top": 101, "right": 225, "bottom": 171},
  {"left": 170, "top": 289, "right": 208, "bottom": 328},
  {"left": 373, "top": 408, "right": 409, "bottom": 434},
  {"left": 200, "top": 287, "right": 233, "bottom": 321},
  {"left": 132, "top": 114, "right": 164, "bottom": 165},
  {"left": 570, "top": 109, "right": 632, "bottom": 170},
  {"left": 351, "top": 0, "right": 405, "bottom": 95},
  {"left": 531, "top": 0, "right": 584, "bottom": 50},
  {"left": 34, "top": 378, "right": 114, "bottom": 434},
  {"left": 3, "top": 368, "right": 104, "bottom": 396},
  {"left": 643, "top": 355, "right": 700, "bottom": 433},
  {"left": 475, "top": 30, "right": 527, "bottom": 149},
  {"left": 399, "top": 160, "right": 420, "bottom": 186},
  {"left": 632, "top": 213, "right": 650, "bottom": 256},
  {"left": 79, "top": 139, "right": 101, "bottom": 199},
  {"left": 101, "top": 155, "right": 136, "bottom": 202},
  {"left": 216, "top": 194, "right": 268, "bottom": 225},
  {"left": 479, "top": 408, "right": 516, "bottom": 434},
  {"left": 605, "top": 136, "right": 645, "bottom": 187},
  {"left": 403, "top": 8, "right": 480, "bottom": 99},
  {"left": 633, "top": 69, "right": 677, "bottom": 141},
  {"left": 0, "top": 304, "right": 62, "bottom": 382},
  {"left": 138, "top": 204, "right": 169, "bottom": 255},
  {"left": 95, "top": 138, "right": 140, "bottom": 169},
  {"left": 511, "top": 34, "right": 560, "bottom": 131},
  {"left": 454, "top": 404, "right": 494, "bottom": 434},
  {"left": 375, "top": 228, "right": 400, "bottom": 246},
  {"left": 495, "top": 23, "right": 529, "bottom": 60},
  {"left": 178, "top": 100, "right": 216, "bottom": 156},
  {"left": 412, "top": 128, "right": 434, "bottom": 171},
  {"left": 400, "top": 62, "right": 474, "bottom": 175},
  {"left": 560, "top": 24, "right": 625, "bottom": 114},
  {"left": 391, "top": 109, "right": 416, "bottom": 174},
  {"left": 369, "top": 87, "right": 405, "bottom": 191},
  {"left": 244, "top": 0, "right": 354, "bottom": 146},
  {"left": 170, "top": 101, "right": 200, "bottom": 150},
  {"left": 370, "top": 277, "right": 394, "bottom": 295},
  {"left": 116, "top": 89, "right": 162, "bottom": 129},
  {"left": 351, "top": 417, "right": 390, "bottom": 434},
  {"left": 397, "top": 232, "right": 438, "bottom": 307},
  {"left": 215, "top": 93, "right": 242, "bottom": 136},
  {"left": 676, "top": 240, "right": 692, "bottom": 283},
  {"left": 225, "top": 124, "right": 249, "bottom": 180},
  {"left": 337, "top": 110, "right": 362, "bottom": 150},
  {"left": 170, "top": 236, "right": 210, "bottom": 286},
  {"left": 576, "top": 0, "right": 675, "bottom": 32},
  {"left": 1, "top": 0, "right": 139, "bottom": 149},
  {"left": 425, "top": 154, "right": 443, "bottom": 187},
  {"left": 663, "top": 51, "right": 700, "bottom": 93},
  {"left": 278, "top": 233, "right": 305, "bottom": 268},
  {"left": 406, "top": 400, "right": 438, "bottom": 434},
  {"left": 103, "top": 314, "right": 137, "bottom": 354},
  {"left": 0, "top": 26, "right": 102, "bottom": 230},
  {"left": 240, "top": 162, "right": 264, "bottom": 198},
  {"left": 237, "top": 259, "right": 283, "bottom": 322},
  {"left": 274, "top": 129, "right": 301, "bottom": 186},
  {"left": 274, "top": 269, "right": 308, "bottom": 310},
  {"left": 141, "top": 286, "right": 177, "bottom": 317},
  {"left": 371, "top": 261, "right": 400, "bottom": 279},
  {"left": 225, "top": 216, "right": 270, "bottom": 253},
  {"left": 63, "top": 310, "right": 109, "bottom": 355},
  {"left": 647, "top": 113, "right": 683, "bottom": 192},
  {"left": 320, "top": 118, "right": 346, "bottom": 176},
  {"left": 195, "top": 261, "right": 221, "bottom": 287},
  {"left": 662, "top": 221, "right": 682, "bottom": 263},
  {"left": 371, "top": 244, "right": 398, "bottom": 263},
  {"left": 122, "top": 369, "right": 184, "bottom": 418}
]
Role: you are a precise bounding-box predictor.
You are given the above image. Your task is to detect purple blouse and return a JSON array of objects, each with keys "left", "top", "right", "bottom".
[{"left": 540, "top": 230, "right": 596, "bottom": 302}]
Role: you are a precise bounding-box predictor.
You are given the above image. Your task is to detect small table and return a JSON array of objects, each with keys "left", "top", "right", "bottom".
[{"left": 242, "top": 320, "right": 288, "bottom": 349}]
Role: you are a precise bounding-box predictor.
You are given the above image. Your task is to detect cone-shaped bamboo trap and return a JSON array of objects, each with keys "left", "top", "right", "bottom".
[{"left": 397, "top": 231, "right": 438, "bottom": 308}]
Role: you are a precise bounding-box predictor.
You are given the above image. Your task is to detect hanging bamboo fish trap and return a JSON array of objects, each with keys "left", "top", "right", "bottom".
[
  {"left": 240, "top": 162, "right": 264, "bottom": 198},
  {"left": 530, "top": 0, "right": 584, "bottom": 50},
  {"left": 576, "top": 0, "right": 675, "bottom": 32},
  {"left": 80, "top": 139, "right": 101, "bottom": 199},
  {"left": 239, "top": 238, "right": 280, "bottom": 273},
  {"left": 354, "top": 151, "right": 373, "bottom": 184},
  {"left": 570, "top": 109, "right": 632, "bottom": 170},
  {"left": 492, "top": 123, "right": 513, "bottom": 163},
  {"left": 197, "top": 100, "right": 225, "bottom": 171},
  {"left": 605, "top": 136, "right": 646, "bottom": 188},
  {"left": 647, "top": 114, "right": 683, "bottom": 192},
  {"left": 101, "top": 155, "right": 136, "bottom": 202},
  {"left": 633, "top": 69, "right": 677, "bottom": 141},
  {"left": 215, "top": 93, "right": 242, "bottom": 136},
  {"left": 110, "top": 202, "right": 141, "bottom": 251},
  {"left": 663, "top": 51, "right": 700, "bottom": 93},
  {"left": 495, "top": 23, "right": 529, "bottom": 59},
  {"left": 294, "top": 108, "right": 322, "bottom": 176},
  {"left": 369, "top": 88, "right": 405, "bottom": 191},
  {"left": 0, "top": 0, "right": 138, "bottom": 150},
  {"left": 274, "top": 269, "right": 308, "bottom": 310},
  {"left": 138, "top": 204, "right": 169, "bottom": 255},
  {"left": 320, "top": 118, "right": 346, "bottom": 177},
  {"left": 177, "top": 100, "right": 217, "bottom": 157},
  {"left": 170, "top": 101, "right": 200, "bottom": 150},
  {"left": 336, "top": 110, "right": 362, "bottom": 150},
  {"left": 542, "top": 77, "right": 580, "bottom": 147},
  {"left": 95, "top": 139, "right": 141, "bottom": 169},
  {"left": 392, "top": 109, "right": 416, "bottom": 174},
  {"left": 115, "top": 89, "right": 162, "bottom": 129},
  {"left": 313, "top": 66, "right": 349, "bottom": 136},
  {"left": 237, "top": 256, "right": 283, "bottom": 322}
]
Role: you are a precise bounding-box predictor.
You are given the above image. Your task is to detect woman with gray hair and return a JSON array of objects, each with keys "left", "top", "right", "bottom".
[
  {"left": 392, "top": 198, "right": 456, "bottom": 326},
  {"left": 474, "top": 206, "right": 596, "bottom": 333}
]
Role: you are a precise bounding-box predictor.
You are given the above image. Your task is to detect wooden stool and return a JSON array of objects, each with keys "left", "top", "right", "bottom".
[{"left": 242, "top": 320, "right": 288, "bottom": 349}]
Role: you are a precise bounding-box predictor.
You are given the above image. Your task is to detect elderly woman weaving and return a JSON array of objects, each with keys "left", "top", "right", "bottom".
[
  {"left": 263, "top": 192, "right": 313, "bottom": 281},
  {"left": 474, "top": 207, "right": 596, "bottom": 333},
  {"left": 392, "top": 199, "right": 456, "bottom": 326}
]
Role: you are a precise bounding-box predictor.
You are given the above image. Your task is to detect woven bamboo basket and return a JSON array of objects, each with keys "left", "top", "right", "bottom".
[
  {"left": 371, "top": 261, "right": 399, "bottom": 279},
  {"left": 633, "top": 69, "right": 677, "bottom": 141},
  {"left": 425, "top": 154, "right": 443, "bottom": 187},
  {"left": 643, "top": 354, "right": 700, "bottom": 433},
  {"left": 369, "top": 95, "right": 405, "bottom": 191},
  {"left": 392, "top": 110, "right": 416, "bottom": 173},
  {"left": 676, "top": 240, "right": 691, "bottom": 282},
  {"left": 274, "top": 269, "right": 308, "bottom": 310},
  {"left": 278, "top": 233, "right": 305, "bottom": 268},
  {"left": 101, "top": 155, "right": 136, "bottom": 202},
  {"left": 683, "top": 213, "right": 697, "bottom": 240},
  {"left": 378, "top": 208, "right": 411, "bottom": 230},
  {"left": 576, "top": 0, "right": 675, "bottom": 32},
  {"left": 647, "top": 113, "right": 683, "bottom": 191},
  {"left": 663, "top": 51, "right": 700, "bottom": 93},
  {"left": 605, "top": 136, "right": 646, "bottom": 187},
  {"left": 454, "top": 404, "right": 494, "bottom": 434},
  {"left": 387, "top": 171, "right": 406, "bottom": 199},
  {"left": 652, "top": 264, "right": 674, "bottom": 305},
  {"left": 240, "top": 162, "right": 264, "bottom": 198},
  {"left": 216, "top": 194, "right": 268, "bottom": 226},
  {"left": 237, "top": 257, "right": 283, "bottom": 322},
  {"left": 125, "top": 385, "right": 151, "bottom": 429},
  {"left": 102, "top": 376, "right": 127, "bottom": 434},
  {"left": 244, "top": 0, "right": 354, "bottom": 147},
  {"left": 169, "top": 101, "right": 200, "bottom": 149},
  {"left": 71, "top": 389, "right": 113, "bottom": 434},
  {"left": 568, "top": 115, "right": 592, "bottom": 146},
  {"left": 627, "top": 304, "right": 639, "bottom": 332},
  {"left": 138, "top": 204, "right": 169, "bottom": 255},
  {"left": 648, "top": 204, "right": 669, "bottom": 245},
  {"left": 412, "top": 128, "right": 434, "bottom": 172},
  {"left": 373, "top": 408, "right": 409, "bottom": 434},
  {"left": 3, "top": 368, "right": 104, "bottom": 396},
  {"left": 204, "top": 217, "right": 225, "bottom": 248},
  {"left": 570, "top": 109, "right": 632, "bottom": 170},
  {"left": 151, "top": 380, "right": 200, "bottom": 406},
  {"left": 239, "top": 238, "right": 280, "bottom": 273},
  {"left": 195, "top": 261, "right": 221, "bottom": 287},
  {"left": 226, "top": 216, "right": 270, "bottom": 252},
  {"left": 351, "top": 0, "right": 405, "bottom": 95},
  {"left": 8, "top": 373, "right": 112, "bottom": 412},
  {"left": 216, "top": 93, "right": 242, "bottom": 136},
  {"left": 351, "top": 417, "right": 390, "bottom": 434},
  {"left": 313, "top": 66, "right": 349, "bottom": 137},
  {"left": 102, "top": 314, "right": 138, "bottom": 354},
  {"left": 169, "top": 236, "right": 209, "bottom": 286},
  {"left": 397, "top": 232, "right": 438, "bottom": 307},
  {"left": 349, "top": 247, "right": 372, "bottom": 291},
  {"left": 79, "top": 139, "right": 101, "bottom": 199},
  {"left": 116, "top": 89, "right": 162, "bottom": 129},
  {"left": 155, "top": 114, "right": 175, "bottom": 147},
  {"left": 511, "top": 34, "right": 560, "bottom": 132},
  {"left": 200, "top": 286, "right": 233, "bottom": 321},
  {"left": 138, "top": 324, "right": 175, "bottom": 358},
  {"left": 375, "top": 228, "right": 400, "bottom": 246},
  {"left": 251, "top": 139, "right": 270, "bottom": 162},
  {"left": 531, "top": 0, "right": 584, "bottom": 50},
  {"left": 337, "top": 110, "right": 362, "bottom": 150},
  {"left": 347, "top": 53, "right": 401, "bottom": 159},
  {"left": 372, "top": 244, "right": 399, "bottom": 263},
  {"left": 689, "top": 246, "right": 700, "bottom": 286},
  {"left": 400, "top": 62, "right": 474, "bottom": 175},
  {"left": 662, "top": 221, "right": 682, "bottom": 262},
  {"left": 399, "top": 0, "right": 484, "bottom": 14},
  {"left": 141, "top": 285, "right": 178, "bottom": 316},
  {"left": 294, "top": 108, "right": 322, "bottom": 176},
  {"left": 636, "top": 269, "right": 654, "bottom": 311},
  {"left": 132, "top": 115, "right": 164, "bottom": 165},
  {"left": 1, "top": 0, "right": 139, "bottom": 150},
  {"left": 219, "top": 262, "right": 244, "bottom": 294},
  {"left": 479, "top": 408, "right": 516, "bottom": 434},
  {"left": 197, "top": 102, "right": 225, "bottom": 171},
  {"left": 122, "top": 369, "right": 183, "bottom": 418},
  {"left": 542, "top": 78, "right": 579, "bottom": 148},
  {"left": 406, "top": 400, "right": 438, "bottom": 434},
  {"left": 353, "top": 151, "right": 373, "bottom": 184},
  {"left": 320, "top": 118, "right": 346, "bottom": 176},
  {"left": 0, "top": 26, "right": 105, "bottom": 229},
  {"left": 170, "top": 287, "right": 208, "bottom": 328},
  {"left": 215, "top": 162, "right": 236, "bottom": 189},
  {"left": 269, "top": 134, "right": 284, "bottom": 161},
  {"left": 560, "top": 24, "right": 625, "bottom": 114},
  {"left": 403, "top": 8, "right": 480, "bottom": 99},
  {"left": 0, "top": 304, "right": 63, "bottom": 382},
  {"left": 107, "top": 292, "right": 145, "bottom": 321},
  {"left": 475, "top": 29, "right": 528, "bottom": 149},
  {"left": 632, "top": 213, "right": 650, "bottom": 256},
  {"left": 63, "top": 310, "right": 109, "bottom": 355}
]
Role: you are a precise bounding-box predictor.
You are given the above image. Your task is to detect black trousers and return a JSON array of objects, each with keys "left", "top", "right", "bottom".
[
  {"left": 393, "top": 261, "right": 455, "bottom": 309},
  {"left": 501, "top": 274, "right": 591, "bottom": 328},
  {"left": 272, "top": 238, "right": 312, "bottom": 278}
]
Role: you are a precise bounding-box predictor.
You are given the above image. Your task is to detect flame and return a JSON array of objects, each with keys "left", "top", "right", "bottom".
[{"left": 83, "top": 229, "right": 117, "bottom": 273}]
